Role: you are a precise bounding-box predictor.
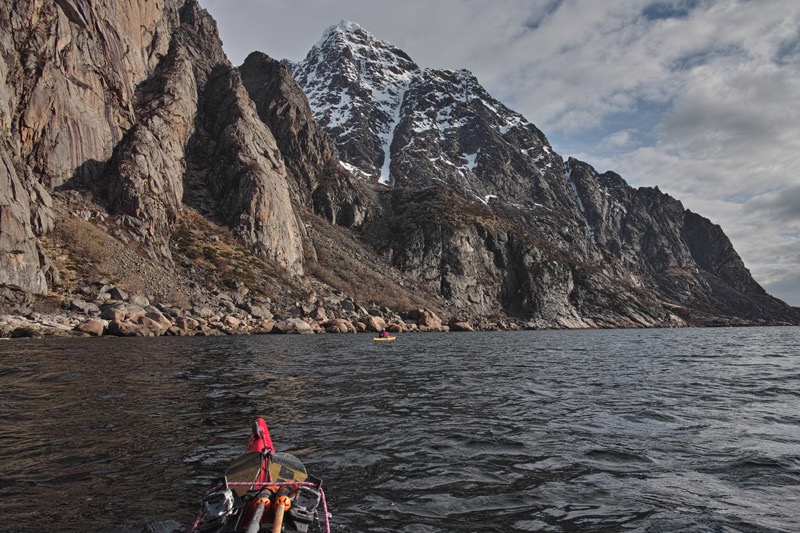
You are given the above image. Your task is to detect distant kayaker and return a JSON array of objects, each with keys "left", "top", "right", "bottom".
[{"left": 380, "top": 328, "right": 389, "bottom": 337}]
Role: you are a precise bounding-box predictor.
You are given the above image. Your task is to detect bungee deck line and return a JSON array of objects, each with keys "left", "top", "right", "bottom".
[{"left": 190, "top": 481, "right": 330, "bottom": 533}]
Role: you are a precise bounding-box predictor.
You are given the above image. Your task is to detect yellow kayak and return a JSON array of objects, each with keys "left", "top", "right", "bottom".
[{"left": 373, "top": 336, "right": 396, "bottom": 341}]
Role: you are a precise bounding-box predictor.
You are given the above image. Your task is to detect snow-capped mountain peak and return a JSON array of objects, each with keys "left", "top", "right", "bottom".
[
  {"left": 291, "top": 22, "right": 571, "bottom": 209},
  {"left": 291, "top": 20, "right": 421, "bottom": 182}
]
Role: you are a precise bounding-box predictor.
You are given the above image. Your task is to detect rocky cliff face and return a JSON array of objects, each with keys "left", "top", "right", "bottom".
[
  {"left": 1, "top": 0, "right": 307, "bottom": 283},
  {"left": 1, "top": 0, "right": 174, "bottom": 292},
  {"left": 108, "top": 1, "right": 306, "bottom": 273}
]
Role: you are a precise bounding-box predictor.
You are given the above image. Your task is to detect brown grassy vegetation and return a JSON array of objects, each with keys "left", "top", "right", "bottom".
[
  {"left": 304, "top": 213, "right": 440, "bottom": 314},
  {"left": 170, "top": 210, "right": 291, "bottom": 299},
  {"left": 43, "top": 205, "right": 149, "bottom": 294}
]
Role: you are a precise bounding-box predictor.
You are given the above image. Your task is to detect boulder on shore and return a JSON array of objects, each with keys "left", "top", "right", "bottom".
[
  {"left": 323, "top": 318, "right": 355, "bottom": 333},
  {"left": 75, "top": 319, "right": 106, "bottom": 336},
  {"left": 108, "top": 319, "right": 154, "bottom": 337},
  {"left": 272, "top": 318, "right": 313, "bottom": 334},
  {"left": 408, "top": 308, "right": 443, "bottom": 330},
  {"left": 362, "top": 315, "right": 387, "bottom": 333},
  {"left": 448, "top": 320, "right": 474, "bottom": 332}
]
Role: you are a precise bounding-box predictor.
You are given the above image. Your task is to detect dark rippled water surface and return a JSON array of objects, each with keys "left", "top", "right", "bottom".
[{"left": 2, "top": 328, "right": 799, "bottom": 532}]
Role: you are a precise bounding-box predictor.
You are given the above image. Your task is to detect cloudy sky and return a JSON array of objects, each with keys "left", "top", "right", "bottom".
[{"left": 199, "top": 0, "right": 800, "bottom": 307}]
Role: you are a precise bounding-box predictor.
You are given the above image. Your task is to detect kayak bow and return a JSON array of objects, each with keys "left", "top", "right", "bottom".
[{"left": 191, "top": 418, "right": 329, "bottom": 533}]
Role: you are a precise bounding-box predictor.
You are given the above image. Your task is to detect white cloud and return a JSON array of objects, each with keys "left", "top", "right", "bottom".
[
  {"left": 598, "top": 130, "right": 636, "bottom": 150},
  {"left": 199, "top": 0, "right": 800, "bottom": 306}
]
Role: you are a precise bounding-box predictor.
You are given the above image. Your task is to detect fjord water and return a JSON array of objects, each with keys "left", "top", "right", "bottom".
[{"left": 1, "top": 328, "right": 799, "bottom": 532}]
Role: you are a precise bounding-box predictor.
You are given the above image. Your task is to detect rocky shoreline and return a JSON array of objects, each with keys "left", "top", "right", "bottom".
[
  {"left": 3, "top": 276, "right": 793, "bottom": 339},
  {"left": 0, "top": 283, "right": 478, "bottom": 339}
]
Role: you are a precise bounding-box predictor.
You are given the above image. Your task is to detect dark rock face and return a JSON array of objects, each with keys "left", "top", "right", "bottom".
[
  {"left": 378, "top": 187, "right": 677, "bottom": 328},
  {"left": 183, "top": 58, "right": 305, "bottom": 274},
  {"left": 682, "top": 210, "right": 764, "bottom": 296},
  {"left": 239, "top": 51, "right": 374, "bottom": 228}
]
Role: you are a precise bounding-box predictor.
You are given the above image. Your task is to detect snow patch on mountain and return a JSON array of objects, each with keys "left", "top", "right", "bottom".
[
  {"left": 340, "top": 161, "right": 371, "bottom": 179},
  {"left": 462, "top": 151, "right": 479, "bottom": 171},
  {"left": 565, "top": 160, "right": 596, "bottom": 244},
  {"left": 378, "top": 86, "right": 406, "bottom": 184}
]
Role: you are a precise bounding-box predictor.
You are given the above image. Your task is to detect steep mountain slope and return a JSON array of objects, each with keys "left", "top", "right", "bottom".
[
  {"left": 291, "top": 21, "right": 800, "bottom": 325},
  {"left": 2, "top": 0, "right": 306, "bottom": 282},
  {"left": 1, "top": 0, "right": 175, "bottom": 292}
]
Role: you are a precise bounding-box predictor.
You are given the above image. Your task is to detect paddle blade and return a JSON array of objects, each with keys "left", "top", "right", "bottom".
[
  {"left": 268, "top": 452, "right": 308, "bottom": 484},
  {"left": 225, "top": 452, "right": 264, "bottom": 497}
]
